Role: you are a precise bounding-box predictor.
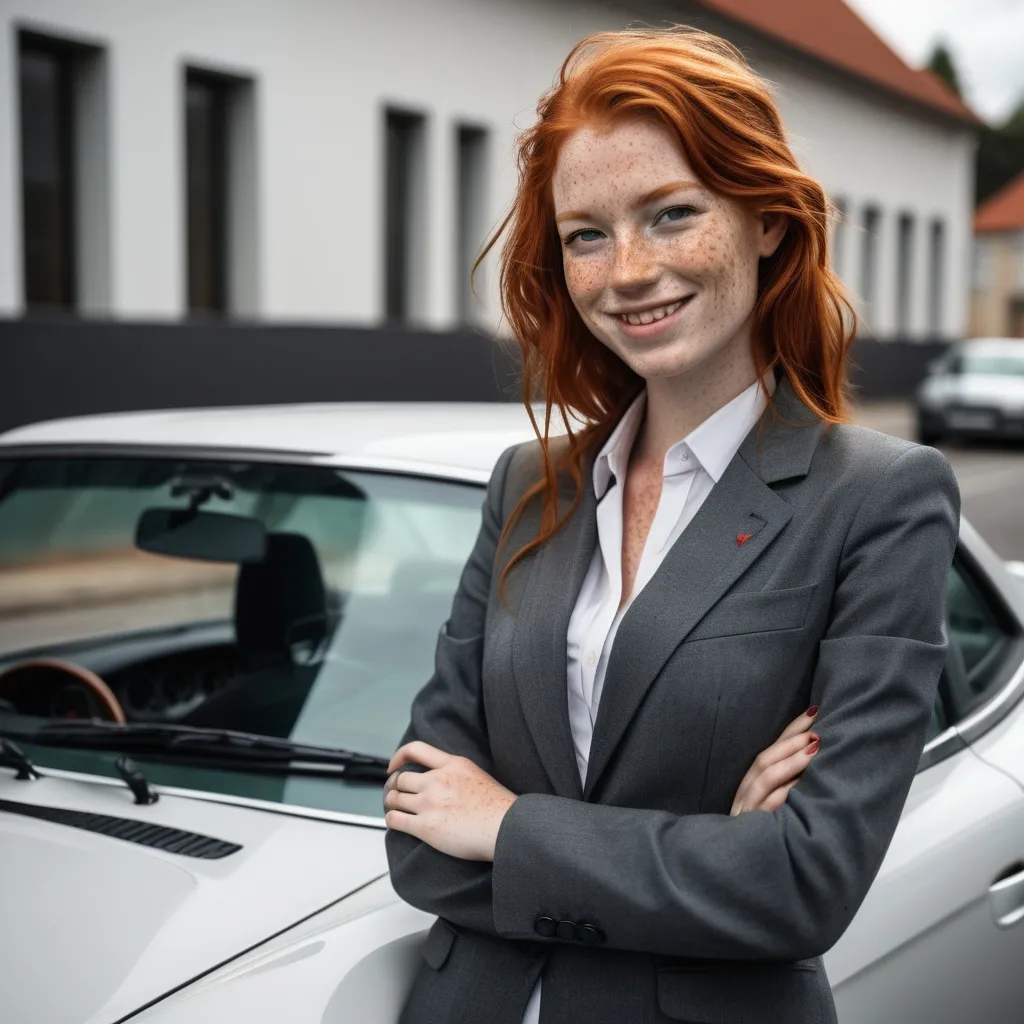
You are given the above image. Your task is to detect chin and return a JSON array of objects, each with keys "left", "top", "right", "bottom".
[{"left": 613, "top": 341, "right": 709, "bottom": 382}]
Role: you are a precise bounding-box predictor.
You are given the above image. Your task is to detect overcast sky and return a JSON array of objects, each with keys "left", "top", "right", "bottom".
[{"left": 845, "top": 0, "right": 1024, "bottom": 123}]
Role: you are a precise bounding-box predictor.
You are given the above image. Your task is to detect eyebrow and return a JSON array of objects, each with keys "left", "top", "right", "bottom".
[{"left": 555, "top": 179, "right": 703, "bottom": 224}]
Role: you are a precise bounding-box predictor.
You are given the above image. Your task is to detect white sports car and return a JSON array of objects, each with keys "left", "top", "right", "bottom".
[{"left": 0, "top": 403, "right": 1022, "bottom": 1024}]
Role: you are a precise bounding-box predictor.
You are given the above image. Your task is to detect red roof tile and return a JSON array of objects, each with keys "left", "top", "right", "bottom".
[
  {"left": 975, "top": 171, "right": 1024, "bottom": 233},
  {"left": 691, "top": 0, "right": 980, "bottom": 125}
]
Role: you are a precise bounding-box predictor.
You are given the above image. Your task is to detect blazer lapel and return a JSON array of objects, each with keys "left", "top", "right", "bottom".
[
  {"left": 510, "top": 462, "right": 597, "bottom": 800},
  {"left": 582, "top": 380, "right": 823, "bottom": 799}
]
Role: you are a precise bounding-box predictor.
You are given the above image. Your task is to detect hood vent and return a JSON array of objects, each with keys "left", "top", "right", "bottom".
[{"left": 0, "top": 799, "right": 242, "bottom": 859}]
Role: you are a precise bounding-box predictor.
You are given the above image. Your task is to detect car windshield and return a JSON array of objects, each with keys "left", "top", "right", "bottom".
[
  {"left": 961, "top": 352, "right": 1024, "bottom": 377},
  {"left": 0, "top": 454, "right": 483, "bottom": 817}
]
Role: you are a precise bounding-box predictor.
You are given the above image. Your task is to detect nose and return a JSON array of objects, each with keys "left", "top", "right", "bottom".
[{"left": 609, "top": 231, "right": 660, "bottom": 292}]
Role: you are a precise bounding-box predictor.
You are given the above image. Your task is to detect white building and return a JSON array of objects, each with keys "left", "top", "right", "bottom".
[{"left": 0, "top": 0, "right": 980, "bottom": 340}]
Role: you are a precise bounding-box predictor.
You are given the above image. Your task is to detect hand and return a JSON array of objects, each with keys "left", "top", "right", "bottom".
[
  {"left": 730, "top": 706, "right": 820, "bottom": 817},
  {"left": 383, "top": 741, "right": 518, "bottom": 862}
]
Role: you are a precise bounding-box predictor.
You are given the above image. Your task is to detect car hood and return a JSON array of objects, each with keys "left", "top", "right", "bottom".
[{"left": 0, "top": 771, "right": 388, "bottom": 1024}]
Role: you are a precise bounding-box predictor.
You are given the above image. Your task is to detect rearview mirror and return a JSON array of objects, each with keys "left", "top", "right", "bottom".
[{"left": 136, "top": 508, "right": 267, "bottom": 564}]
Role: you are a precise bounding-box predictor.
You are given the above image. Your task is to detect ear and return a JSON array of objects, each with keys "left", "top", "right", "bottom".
[{"left": 758, "top": 211, "right": 788, "bottom": 259}]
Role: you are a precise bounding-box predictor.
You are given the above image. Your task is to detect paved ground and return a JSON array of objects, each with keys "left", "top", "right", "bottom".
[{"left": 852, "top": 402, "right": 1024, "bottom": 560}]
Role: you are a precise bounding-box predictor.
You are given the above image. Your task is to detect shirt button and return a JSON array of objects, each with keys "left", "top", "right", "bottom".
[
  {"left": 586, "top": 650, "right": 597, "bottom": 666},
  {"left": 679, "top": 451, "right": 689, "bottom": 462}
]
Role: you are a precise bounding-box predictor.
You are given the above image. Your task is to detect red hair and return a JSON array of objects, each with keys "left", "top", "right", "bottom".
[{"left": 475, "top": 27, "right": 857, "bottom": 583}]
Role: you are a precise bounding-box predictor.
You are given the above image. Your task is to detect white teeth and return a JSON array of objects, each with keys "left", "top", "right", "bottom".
[{"left": 619, "top": 298, "right": 685, "bottom": 326}]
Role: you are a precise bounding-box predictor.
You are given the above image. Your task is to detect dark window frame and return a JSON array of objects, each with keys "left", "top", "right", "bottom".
[
  {"left": 455, "top": 123, "right": 488, "bottom": 325},
  {"left": 895, "top": 211, "right": 914, "bottom": 334},
  {"left": 927, "top": 218, "right": 946, "bottom": 335},
  {"left": 185, "top": 67, "right": 232, "bottom": 318},
  {"left": 383, "top": 107, "right": 426, "bottom": 323},
  {"left": 860, "top": 204, "right": 881, "bottom": 312},
  {"left": 830, "top": 196, "right": 848, "bottom": 279},
  {"left": 18, "top": 30, "right": 80, "bottom": 314}
]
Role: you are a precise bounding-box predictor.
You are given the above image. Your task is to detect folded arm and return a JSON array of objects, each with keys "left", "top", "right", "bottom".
[{"left": 490, "top": 445, "right": 960, "bottom": 961}]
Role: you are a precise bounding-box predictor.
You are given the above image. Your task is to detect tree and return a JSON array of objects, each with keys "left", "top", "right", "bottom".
[
  {"left": 976, "top": 95, "right": 1024, "bottom": 205},
  {"left": 926, "top": 41, "right": 962, "bottom": 98}
]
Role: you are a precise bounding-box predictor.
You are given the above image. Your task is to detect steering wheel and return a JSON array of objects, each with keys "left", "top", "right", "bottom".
[{"left": 0, "top": 658, "right": 127, "bottom": 723}]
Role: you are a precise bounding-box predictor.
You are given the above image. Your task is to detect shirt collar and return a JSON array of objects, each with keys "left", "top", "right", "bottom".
[{"left": 592, "top": 373, "right": 774, "bottom": 498}]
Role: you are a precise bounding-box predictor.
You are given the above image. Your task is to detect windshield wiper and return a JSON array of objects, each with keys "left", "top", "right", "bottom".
[{"left": 0, "top": 720, "right": 391, "bottom": 782}]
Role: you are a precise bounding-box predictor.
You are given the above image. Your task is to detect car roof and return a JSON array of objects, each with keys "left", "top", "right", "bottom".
[{"left": 0, "top": 402, "right": 566, "bottom": 477}]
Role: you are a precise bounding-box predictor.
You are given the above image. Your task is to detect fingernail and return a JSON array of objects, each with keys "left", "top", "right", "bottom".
[
  {"left": 806, "top": 738, "right": 820, "bottom": 755},
  {"left": 806, "top": 705, "right": 819, "bottom": 718}
]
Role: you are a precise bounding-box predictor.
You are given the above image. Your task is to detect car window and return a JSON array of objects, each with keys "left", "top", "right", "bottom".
[
  {"left": 0, "top": 455, "right": 484, "bottom": 817},
  {"left": 942, "top": 559, "right": 1018, "bottom": 720},
  {"left": 961, "top": 353, "right": 1024, "bottom": 377}
]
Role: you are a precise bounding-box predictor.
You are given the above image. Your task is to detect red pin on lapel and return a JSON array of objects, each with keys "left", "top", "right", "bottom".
[{"left": 736, "top": 533, "right": 753, "bottom": 547}]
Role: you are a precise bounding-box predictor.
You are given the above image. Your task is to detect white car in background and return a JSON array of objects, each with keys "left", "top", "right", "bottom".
[
  {"left": 915, "top": 337, "right": 1024, "bottom": 445},
  {"left": 0, "top": 403, "right": 1023, "bottom": 1024}
]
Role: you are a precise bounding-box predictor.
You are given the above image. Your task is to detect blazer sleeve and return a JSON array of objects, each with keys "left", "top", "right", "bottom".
[
  {"left": 384, "top": 442, "right": 518, "bottom": 935},
  {"left": 490, "top": 443, "right": 961, "bottom": 961}
]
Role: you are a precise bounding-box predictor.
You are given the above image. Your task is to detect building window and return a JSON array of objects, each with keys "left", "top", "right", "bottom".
[
  {"left": 456, "top": 124, "right": 488, "bottom": 324},
  {"left": 895, "top": 212, "right": 914, "bottom": 334},
  {"left": 928, "top": 219, "right": 945, "bottom": 336},
  {"left": 19, "top": 36, "right": 76, "bottom": 310},
  {"left": 860, "top": 205, "right": 881, "bottom": 319},
  {"left": 972, "top": 239, "right": 991, "bottom": 292},
  {"left": 186, "top": 70, "right": 230, "bottom": 316},
  {"left": 18, "top": 31, "right": 110, "bottom": 316},
  {"left": 830, "top": 196, "right": 847, "bottom": 279},
  {"left": 384, "top": 108, "right": 427, "bottom": 322}
]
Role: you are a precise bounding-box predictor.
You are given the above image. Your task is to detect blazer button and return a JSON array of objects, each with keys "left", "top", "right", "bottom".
[
  {"left": 578, "top": 923, "right": 605, "bottom": 945},
  {"left": 534, "top": 916, "right": 556, "bottom": 938},
  {"left": 555, "top": 920, "right": 578, "bottom": 941}
]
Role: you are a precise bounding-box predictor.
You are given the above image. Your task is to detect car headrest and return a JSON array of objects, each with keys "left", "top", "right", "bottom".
[{"left": 234, "top": 532, "right": 327, "bottom": 657}]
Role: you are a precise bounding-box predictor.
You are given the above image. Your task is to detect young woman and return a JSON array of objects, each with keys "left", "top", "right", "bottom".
[{"left": 383, "top": 26, "right": 959, "bottom": 1024}]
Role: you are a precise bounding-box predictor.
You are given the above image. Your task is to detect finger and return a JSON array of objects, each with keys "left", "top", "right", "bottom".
[
  {"left": 759, "top": 779, "right": 799, "bottom": 813},
  {"left": 745, "top": 738, "right": 818, "bottom": 807},
  {"left": 383, "top": 788, "right": 420, "bottom": 814},
  {"left": 384, "top": 809, "right": 421, "bottom": 836},
  {"left": 776, "top": 704, "right": 820, "bottom": 743},
  {"left": 734, "top": 730, "right": 815, "bottom": 804},
  {"left": 388, "top": 741, "right": 450, "bottom": 774},
  {"left": 394, "top": 770, "right": 426, "bottom": 794}
]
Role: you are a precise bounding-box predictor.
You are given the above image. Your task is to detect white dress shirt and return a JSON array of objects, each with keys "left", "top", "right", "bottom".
[{"left": 519, "top": 375, "right": 771, "bottom": 1024}]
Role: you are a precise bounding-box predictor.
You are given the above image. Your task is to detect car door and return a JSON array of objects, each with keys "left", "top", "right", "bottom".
[{"left": 827, "top": 555, "right": 1024, "bottom": 1024}]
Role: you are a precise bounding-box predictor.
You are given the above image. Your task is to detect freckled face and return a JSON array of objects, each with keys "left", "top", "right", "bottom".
[{"left": 552, "top": 118, "right": 784, "bottom": 385}]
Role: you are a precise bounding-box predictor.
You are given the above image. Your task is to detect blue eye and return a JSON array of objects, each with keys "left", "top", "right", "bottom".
[
  {"left": 658, "top": 206, "right": 696, "bottom": 225},
  {"left": 564, "top": 228, "right": 603, "bottom": 246}
]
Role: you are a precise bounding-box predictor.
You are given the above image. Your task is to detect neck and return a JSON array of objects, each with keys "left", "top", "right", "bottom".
[{"left": 633, "top": 340, "right": 760, "bottom": 468}]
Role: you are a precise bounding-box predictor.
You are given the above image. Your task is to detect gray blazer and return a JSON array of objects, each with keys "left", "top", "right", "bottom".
[{"left": 386, "top": 377, "right": 960, "bottom": 1024}]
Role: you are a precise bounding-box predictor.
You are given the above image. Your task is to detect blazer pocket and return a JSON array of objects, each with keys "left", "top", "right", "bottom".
[
  {"left": 656, "top": 959, "right": 825, "bottom": 1023},
  {"left": 686, "top": 582, "right": 819, "bottom": 643},
  {"left": 420, "top": 918, "right": 457, "bottom": 971}
]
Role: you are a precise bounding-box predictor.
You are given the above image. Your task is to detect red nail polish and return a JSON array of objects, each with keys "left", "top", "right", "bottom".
[
  {"left": 806, "top": 738, "right": 820, "bottom": 755},
  {"left": 806, "top": 705, "right": 819, "bottom": 718}
]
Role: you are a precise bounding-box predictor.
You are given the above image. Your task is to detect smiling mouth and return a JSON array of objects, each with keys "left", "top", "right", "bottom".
[{"left": 613, "top": 297, "right": 692, "bottom": 326}]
